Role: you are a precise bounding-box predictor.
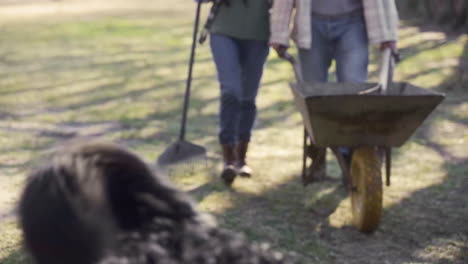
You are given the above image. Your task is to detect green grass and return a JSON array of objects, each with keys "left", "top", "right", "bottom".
[{"left": 1, "top": 1, "right": 467, "bottom": 263}]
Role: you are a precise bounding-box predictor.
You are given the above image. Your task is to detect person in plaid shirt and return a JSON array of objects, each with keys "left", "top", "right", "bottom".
[{"left": 269, "top": 0, "right": 399, "bottom": 180}]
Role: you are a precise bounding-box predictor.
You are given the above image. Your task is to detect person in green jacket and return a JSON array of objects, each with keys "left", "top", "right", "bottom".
[{"left": 200, "top": 0, "right": 271, "bottom": 185}]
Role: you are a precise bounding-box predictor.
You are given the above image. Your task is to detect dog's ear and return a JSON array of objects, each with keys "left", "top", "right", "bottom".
[
  {"left": 101, "top": 159, "right": 198, "bottom": 229},
  {"left": 19, "top": 164, "right": 113, "bottom": 264},
  {"left": 134, "top": 191, "right": 197, "bottom": 220},
  {"left": 75, "top": 143, "right": 198, "bottom": 230}
]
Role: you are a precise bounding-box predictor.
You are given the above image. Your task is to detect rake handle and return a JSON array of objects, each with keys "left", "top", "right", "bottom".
[{"left": 179, "top": 0, "right": 203, "bottom": 141}]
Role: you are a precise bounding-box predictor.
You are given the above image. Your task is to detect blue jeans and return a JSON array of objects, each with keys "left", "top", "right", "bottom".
[
  {"left": 298, "top": 13, "right": 369, "bottom": 83},
  {"left": 210, "top": 33, "right": 269, "bottom": 145},
  {"left": 299, "top": 13, "right": 368, "bottom": 156}
]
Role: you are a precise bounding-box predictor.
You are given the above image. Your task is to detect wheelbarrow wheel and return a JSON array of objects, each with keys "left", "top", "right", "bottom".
[{"left": 350, "top": 146, "right": 382, "bottom": 233}]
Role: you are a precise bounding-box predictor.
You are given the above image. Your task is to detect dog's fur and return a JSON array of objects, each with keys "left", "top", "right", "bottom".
[{"left": 19, "top": 142, "right": 295, "bottom": 264}]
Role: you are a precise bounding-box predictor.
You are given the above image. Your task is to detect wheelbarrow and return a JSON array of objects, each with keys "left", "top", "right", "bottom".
[{"left": 282, "top": 49, "right": 445, "bottom": 233}]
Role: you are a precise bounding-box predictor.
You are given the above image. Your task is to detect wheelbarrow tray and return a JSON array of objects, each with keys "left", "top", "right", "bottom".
[{"left": 290, "top": 81, "right": 445, "bottom": 148}]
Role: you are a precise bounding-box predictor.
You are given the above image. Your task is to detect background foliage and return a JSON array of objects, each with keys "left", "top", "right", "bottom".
[{"left": 396, "top": 0, "right": 468, "bottom": 30}]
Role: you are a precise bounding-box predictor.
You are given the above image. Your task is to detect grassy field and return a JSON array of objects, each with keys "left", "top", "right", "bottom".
[{"left": 0, "top": 1, "right": 467, "bottom": 263}]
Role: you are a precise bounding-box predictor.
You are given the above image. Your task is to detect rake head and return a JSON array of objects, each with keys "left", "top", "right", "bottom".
[{"left": 157, "top": 140, "right": 206, "bottom": 167}]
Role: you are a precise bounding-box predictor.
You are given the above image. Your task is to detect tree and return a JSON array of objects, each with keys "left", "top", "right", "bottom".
[{"left": 396, "top": 0, "right": 468, "bottom": 30}]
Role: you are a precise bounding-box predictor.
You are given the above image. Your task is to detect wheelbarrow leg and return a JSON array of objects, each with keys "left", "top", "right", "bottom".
[
  {"left": 376, "top": 146, "right": 392, "bottom": 186},
  {"left": 302, "top": 127, "right": 326, "bottom": 186},
  {"left": 380, "top": 147, "right": 392, "bottom": 186},
  {"left": 302, "top": 128, "right": 307, "bottom": 182},
  {"left": 386, "top": 147, "right": 392, "bottom": 186}
]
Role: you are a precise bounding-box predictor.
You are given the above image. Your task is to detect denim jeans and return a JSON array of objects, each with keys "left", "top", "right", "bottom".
[
  {"left": 299, "top": 13, "right": 368, "bottom": 156},
  {"left": 298, "top": 13, "right": 369, "bottom": 83},
  {"left": 210, "top": 33, "right": 269, "bottom": 145}
]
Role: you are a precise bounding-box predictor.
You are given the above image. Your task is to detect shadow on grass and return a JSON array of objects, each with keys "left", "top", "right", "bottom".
[
  {"left": 1, "top": 9, "right": 467, "bottom": 264},
  {"left": 179, "top": 22, "right": 468, "bottom": 264},
  {"left": 1, "top": 248, "right": 32, "bottom": 264}
]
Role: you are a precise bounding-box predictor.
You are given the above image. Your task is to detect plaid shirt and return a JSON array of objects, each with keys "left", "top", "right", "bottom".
[{"left": 270, "top": 0, "right": 399, "bottom": 49}]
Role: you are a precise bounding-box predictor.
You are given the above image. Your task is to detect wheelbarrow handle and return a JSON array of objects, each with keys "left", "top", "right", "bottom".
[
  {"left": 277, "top": 50, "right": 304, "bottom": 84},
  {"left": 379, "top": 48, "right": 395, "bottom": 95},
  {"left": 279, "top": 48, "right": 399, "bottom": 92}
]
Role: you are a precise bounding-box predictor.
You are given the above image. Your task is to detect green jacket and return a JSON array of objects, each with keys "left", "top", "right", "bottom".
[{"left": 210, "top": 0, "right": 271, "bottom": 41}]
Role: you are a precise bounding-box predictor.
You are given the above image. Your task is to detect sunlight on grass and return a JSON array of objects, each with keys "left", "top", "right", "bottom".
[
  {"left": 452, "top": 102, "right": 468, "bottom": 120},
  {"left": 167, "top": 165, "right": 212, "bottom": 187},
  {"left": 198, "top": 191, "right": 237, "bottom": 214},
  {"left": 0, "top": 173, "right": 25, "bottom": 212},
  {"left": 0, "top": 1, "right": 467, "bottom": 263},
  {"left": 397, "top": 33, "right": 467, "bottom": 89},
  {"left": 327, "top": 198, "right": 353, "bottom": 228},
  {"left": 0, "top": 221, "right": 24, "bottom": 262},
  {"left": 384, "top": 142, "right": 446, "bottom": 206},
  {"left": 415, "top": 236, "right": 467, "bottom": 263}
]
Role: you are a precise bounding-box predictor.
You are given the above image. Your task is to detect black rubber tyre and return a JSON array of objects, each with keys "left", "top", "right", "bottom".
[{"left": 350, "top": 146, "right": 383, "bottom": 233}]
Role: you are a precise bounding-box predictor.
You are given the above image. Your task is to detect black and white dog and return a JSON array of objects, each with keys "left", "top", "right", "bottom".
[{"left": 19, "top": 141, "right": 296, "bottom": 264}]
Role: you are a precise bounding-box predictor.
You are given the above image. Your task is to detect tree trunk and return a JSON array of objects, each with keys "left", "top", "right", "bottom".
[{"left": 453, "top": 0, "right": 468, "bottom": 30}]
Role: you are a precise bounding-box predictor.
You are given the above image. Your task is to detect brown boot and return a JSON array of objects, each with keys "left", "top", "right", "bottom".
[
  {"left": 221, "top": 144, "right": 237, "bottom": 185},
  {"left": 303, "top": 145, "right": 326, "bottom": 185},
  {"left": 235, "top": 141, "right": 252, "bottom": 177}
]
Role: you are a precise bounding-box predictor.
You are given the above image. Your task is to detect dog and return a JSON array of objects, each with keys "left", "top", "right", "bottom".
[{"left": 19, "top": 141, "right": 296, "bottom": 264}]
